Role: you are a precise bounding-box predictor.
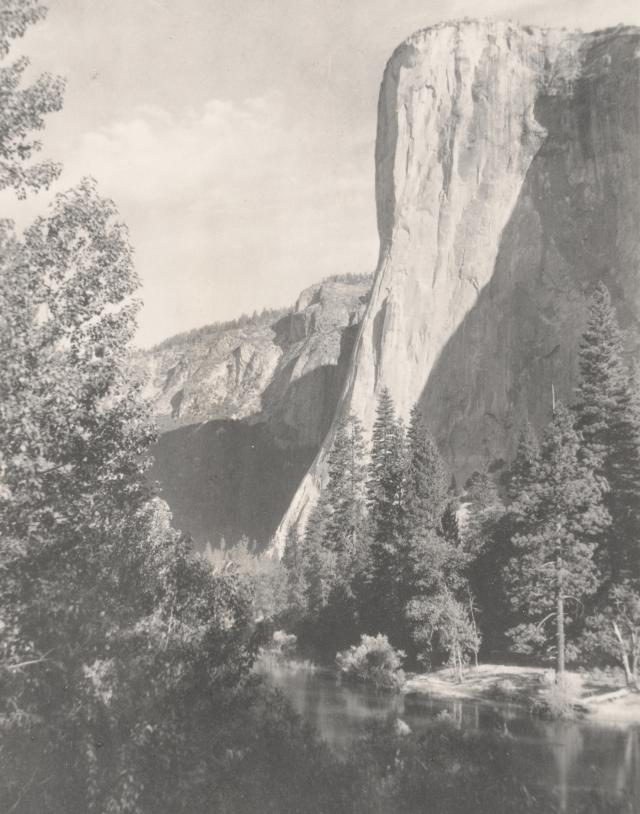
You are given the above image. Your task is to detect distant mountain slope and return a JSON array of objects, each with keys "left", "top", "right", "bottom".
[{"left": 138, "top": 274, "right": 372, "bottom": 546}]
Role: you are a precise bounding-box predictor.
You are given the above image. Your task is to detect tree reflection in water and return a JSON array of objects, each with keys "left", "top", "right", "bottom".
[{"left": 263, "top": 661, "right": 640, "bottom": 809}]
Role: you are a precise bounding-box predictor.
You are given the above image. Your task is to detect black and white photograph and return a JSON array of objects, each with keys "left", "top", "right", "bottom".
[{"left": 1, "top": 1, "right": 640, "bottom": 811}]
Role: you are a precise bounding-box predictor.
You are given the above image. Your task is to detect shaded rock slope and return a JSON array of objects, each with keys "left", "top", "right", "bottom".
[
  {"left": 139, "top": 276, "right": 371, "bottom": 546},
  {"left": 276, "top": 20, "right": 640, "bottom": 552}
]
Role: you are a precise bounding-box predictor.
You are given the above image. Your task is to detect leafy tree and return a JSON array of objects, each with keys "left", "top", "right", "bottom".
[
  {"left": 406, "top": 589, "right": 480, "bottom": 681},
  {"left": 0, "top": 181, "right": 154, "bottom": 549},
  {"left": 581, "top": 580, "right": 640, "bottom": 688},
  {"left": 336, "top": 633, "right": 405, "bottom": 691},
  {"left": 0, "top": 178, "right": 274, "bottom": 810},
  {"left": 504, "top": 403, "right": 609, "bottom": 678},
  {"left": 573, "top": 282, "right": 640, "bottom": 578},
  {"left": 0, "top": 1, "right": 64, "bottom": 196}
]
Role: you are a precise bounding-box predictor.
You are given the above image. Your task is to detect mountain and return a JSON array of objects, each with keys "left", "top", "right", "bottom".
[
  {"left": 139, "top": 275, "right": 371, "bottom": 546},
  {"left": 141, "top": 20, "right": 640, "bottom": 554},
  {"left": 276, "top": 20, "right": 640, "bottom": 552}
]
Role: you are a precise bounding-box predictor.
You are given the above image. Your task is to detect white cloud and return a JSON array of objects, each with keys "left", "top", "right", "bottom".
[
  {"left": 0, "top": 90, "right": 378, "bottom": 346},
  {"left": 58, "top": 92, "right": 378, "bottom": 345},
  {"left": 69, "top": 90, "right": 296, "bottom": 208}
]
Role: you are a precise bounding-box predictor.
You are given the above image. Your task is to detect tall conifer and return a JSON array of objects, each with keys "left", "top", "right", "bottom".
[
  {"left": 364, "top": 388, "right": 406, "bottom": 636},
  {"left": 404, "top": 404, "right": 449, "bottom": 535},
  {"left": 505, "top": 403, "right": 609, "bottom": 677},
  {"left": 574, "top": 283, "right": 640, "bottom": 578},
  {"left": 508, "top": 422, "right": 540, "bottom": 501},
  {"left": 324, "top": 413, "right": 368, "bottom": 569}
]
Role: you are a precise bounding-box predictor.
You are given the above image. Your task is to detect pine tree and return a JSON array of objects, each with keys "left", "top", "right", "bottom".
[
  {"left": 323, "top": 413, "right": 368, "bottom": 572},
  {"left": 402, "top": 407, "right": 452, "bottom": 606},
  {"left": 508, "top": 422, "right": 540, "bottom": 501},
  {"left": 367, "top": 388, "right": 406, "bottom": 541},
  {"left": 282, "top": 526, "right": 307, "bottom": 615},
  {"left": 505, "top": 403, "right": 609, "bottom": 678},
  {"left": 301, "top": 502, "right": 335, "bottom": 617},
  {"left": 574, "top": 283, "right": 640, "bottom": 578},
  {"left": 364, "top": 388, "right": 406, "bottom": 637},
  {"left": 441, "top": 500, "right": 461, "bottom": 546},
  {"left": 404, "top": 404, "right": 449, "bottom": 536},
  {"left": 467, "top": 424, "right": 540, "bottom": 656}
]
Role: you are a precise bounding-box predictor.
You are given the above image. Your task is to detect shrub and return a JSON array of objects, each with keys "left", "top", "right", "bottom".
[{"left": 336, "top": 634, "right": 405, "bottom": 691}]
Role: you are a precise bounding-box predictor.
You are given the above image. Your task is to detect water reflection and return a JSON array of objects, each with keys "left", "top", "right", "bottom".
[{"left": 261, "top": 661, "right": 640, "bottom": 811}]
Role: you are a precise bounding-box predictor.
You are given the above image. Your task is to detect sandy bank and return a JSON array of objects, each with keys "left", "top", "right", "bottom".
[{"left": 404, "top": 664, "right": 640, "bottom": 726}]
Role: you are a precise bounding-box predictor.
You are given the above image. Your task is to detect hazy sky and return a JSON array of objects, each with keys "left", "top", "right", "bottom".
[{"left": 6, "top": 0, "right": 640, "bottom": 345}]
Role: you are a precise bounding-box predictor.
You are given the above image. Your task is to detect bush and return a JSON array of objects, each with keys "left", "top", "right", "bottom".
[{"left": 336, "top": 634, "right": 405, "bottom": 691}]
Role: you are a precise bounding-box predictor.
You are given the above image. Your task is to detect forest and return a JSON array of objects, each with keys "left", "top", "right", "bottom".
[
  {"left": 1, "top": 3, "right": 639, "bottom": 813},
  {"left": 271, "top": 280, "right": 640, "bottom": 688}
]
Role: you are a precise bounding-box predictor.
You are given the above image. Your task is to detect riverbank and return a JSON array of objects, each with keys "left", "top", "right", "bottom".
[{"left": 404, "top": 663, "right": 640, "bottom": 725}]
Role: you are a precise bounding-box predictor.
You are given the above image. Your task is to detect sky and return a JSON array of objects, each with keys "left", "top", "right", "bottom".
[{"left": 5, "top": 0, "right": 640, "bottom": 346}]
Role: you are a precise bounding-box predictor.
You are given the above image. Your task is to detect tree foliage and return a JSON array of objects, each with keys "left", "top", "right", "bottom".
[
  {"left": 573, "top": 283, "right": 640, "bottom": 578},
  {"left": 0, "top": 1, "right": 64, "bottom": 196},
  {"left": 582, "top": 579, "right": 640, "bottom": 688},
  {"left": 504, "top": 403, "right": 608, "bottom": 669}
]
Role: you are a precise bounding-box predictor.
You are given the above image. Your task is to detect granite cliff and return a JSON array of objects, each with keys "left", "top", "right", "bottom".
[
  {"left": 276, "top": 20, "right": 640, "bottom": 552},
  {"left": 139, "top": 275, "right": 371, "bottom": 545}
]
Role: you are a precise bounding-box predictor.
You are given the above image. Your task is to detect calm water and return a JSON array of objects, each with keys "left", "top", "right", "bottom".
[{"left": 261, "top": 660, "right": 640, "bottom": 812}]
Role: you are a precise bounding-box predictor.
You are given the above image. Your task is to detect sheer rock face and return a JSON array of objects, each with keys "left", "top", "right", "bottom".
[
  {"left": 139, "top": 278, "right": 370, "bottom": 545},
  {"left": 275, "top": 20, "right": 640, "bottom": 553},
  {"left": 141, "top": 277, "right": 370, "bottom": 446}
]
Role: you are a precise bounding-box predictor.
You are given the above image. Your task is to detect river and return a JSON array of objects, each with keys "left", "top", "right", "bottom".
[{"left": 261, "top": 659, "right": 640, "bottom": 812}]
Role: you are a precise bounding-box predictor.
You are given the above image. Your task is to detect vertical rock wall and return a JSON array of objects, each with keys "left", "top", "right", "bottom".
[{"left": 275, "top": 20, "right": 640, "bottom": 553}]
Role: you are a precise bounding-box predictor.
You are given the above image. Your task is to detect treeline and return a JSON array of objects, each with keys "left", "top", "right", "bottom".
[
  {"left": 151, "top": 272, "right": 374, "bottom": 353},
  {"left": 282, "top": 283, "right": 640, "bottom": 684},
  {"left": 151, "top": 305, "right": 289, "bottom": 352},
  {"left": 320, "top": 271, "right": 373, "bottom": 285}
]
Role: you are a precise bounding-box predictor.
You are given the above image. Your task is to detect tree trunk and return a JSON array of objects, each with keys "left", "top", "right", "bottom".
[
  {"left": 613, "top": 621, "right": 637, "bottom": 689},
  {"left": 557, "top": 556, "right": 565, "bottom": 684},
  {"left": 468, "top": 587, "right": 479, "bottom": 668},
  {"left": 454, "top": 644, "right": 463, "bottom": 683}
]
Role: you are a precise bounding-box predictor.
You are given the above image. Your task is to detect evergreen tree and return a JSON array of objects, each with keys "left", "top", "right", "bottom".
[
  {"left": 281, "top": 526, "right": 307, "bottom": 616},
  {"left": 367, "top": 388, "right": 406, "bottom": 541},
  {"left": 404, "top": 404, "right": 449, "bottom": 535},
  {"left": 504, "top": 403, "right": 609, "bottom": 678},
  {"left": 402, "top": 409, "right": 451, "bottom": 611},
  {"left": 364, "top": 388, "right": 406, "bottom": 637},
  {"left": 323, "top": 413, "right": 368, "bottom": 574},
  {"left": 573, "top": 282, "right": 640, "bottom": 578},
  {"left": 462, "top": 470, "right": 502, "bottom": 559},
  {"left": 441, "top": 500, "right": 461, "bottom": 546},
  {"left": 468, "top": 425, "right": 539, "bottom": 659},
  {"left": 398, "top": 405, "right": 475, "bottom": 664},
  {"left": 507, "top": 422, "right": 540, "bottom": 500},
  {"left": 301, "top": 502, "right": 335, "bottom": 617}
]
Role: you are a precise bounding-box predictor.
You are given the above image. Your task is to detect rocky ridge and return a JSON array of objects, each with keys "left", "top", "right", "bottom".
[
  {"left": 139, "top": 275, "right": 371, "bottom": 544},
  {"left": 276, "top": 20, "right": 640, "bottom": 552}
]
